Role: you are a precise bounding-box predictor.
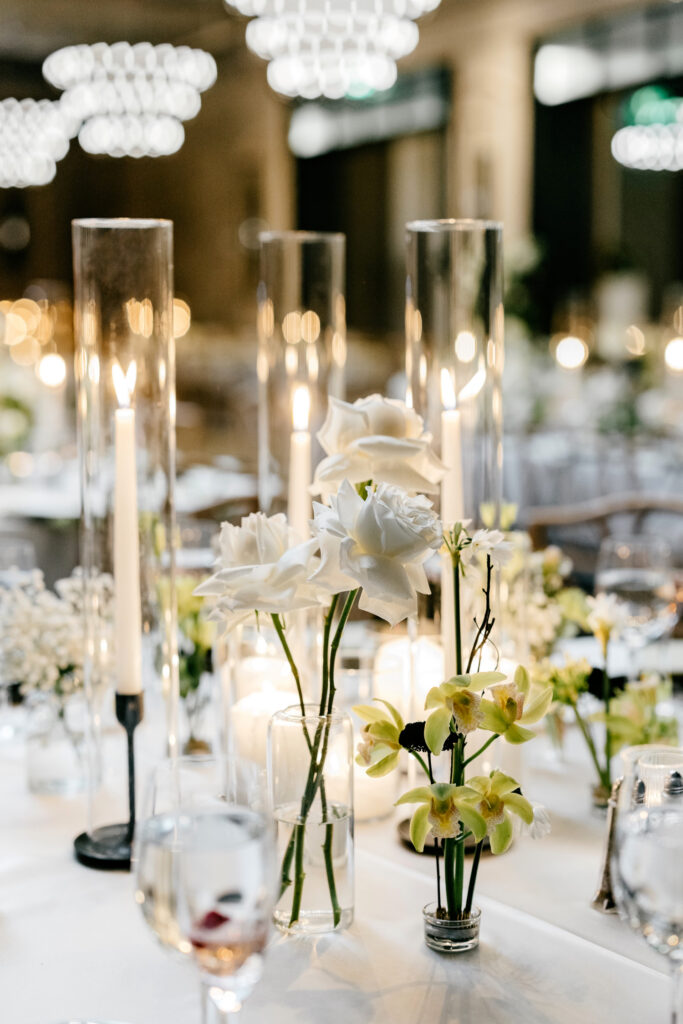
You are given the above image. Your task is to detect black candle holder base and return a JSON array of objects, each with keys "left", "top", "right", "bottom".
[
  {"left": 74, "top": 824, "right": 132, "bottom": 870},
  {"left": 74, "top": 692, "right": 143, "bottom": 872}
]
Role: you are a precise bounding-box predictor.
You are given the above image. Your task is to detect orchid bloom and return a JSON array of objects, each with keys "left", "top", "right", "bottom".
[
  {"left": 353, "top": 699, "right": 404, "bottom": 777},
  {"left": 480, "top": 666, "right": 553, "bottom": 743},
  {"left": 586, "top": 592, "right": 625, "bottom": 658},
  {"left": 466, "top": 771, "right": 534, "bottom": 854},
  {"left": 423, "top": 671, "right": 507, "bottom": 754},
  {"left": 396, "top": 782, "right": 487, "bottom": 853}
]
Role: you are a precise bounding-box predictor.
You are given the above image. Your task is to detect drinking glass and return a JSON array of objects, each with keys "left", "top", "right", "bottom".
[
  {"left": 612, "top": 749, "right": 683, "bottom": 1022},
  {"left": 595, "top": 536, "right": 678, "bottom": 667},
  {"left": 135, "top": 757, "right": 276, "bottom": 1021}
]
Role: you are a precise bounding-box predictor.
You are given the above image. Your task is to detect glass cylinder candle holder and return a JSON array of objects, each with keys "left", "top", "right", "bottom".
[
  {"left": 405, "top": 220, "right": 504, "bottom": 674},
  {"left": 73, "top": 218, "right": 178, "bottom": 869},
  {"left": 257, "top": 231, "right": 346, "bottom": 537}
]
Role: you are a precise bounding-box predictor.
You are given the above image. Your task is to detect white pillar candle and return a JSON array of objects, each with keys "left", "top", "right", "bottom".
[
  {"left": 288, "top": 384, "right": 312, "bottom": 540},
  {"left": 112, "top": 362, "right": 142, "bottom": 695},
  {"left": 231, "top": 688, "right": 297, "bottom": 768},
  {"left": 354, "top": 758, "right": 397, "bottom": 822},
  {"left": 440, "top": 369, "right": 464, "bottom": 679}
]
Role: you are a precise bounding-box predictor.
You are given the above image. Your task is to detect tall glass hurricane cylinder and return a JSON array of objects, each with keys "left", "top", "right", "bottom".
[
  {"left": 73, "top": 218, "right": 179, "bottom": 863},
  {"left": 257, "top": 231, "right": 346, "bottom": 532},
  {"left": 405, "top": 220, "right": 504, "bottom": 675}
]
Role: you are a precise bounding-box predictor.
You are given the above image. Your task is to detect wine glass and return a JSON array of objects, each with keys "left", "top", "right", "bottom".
[
  {"left": 595, "top": 536, "right": 678, "bottom": 671},
  {"left": 612, "top": 749, "right": 683, "bottom": 1022},
  {"left": 135, "top": 756, "right": 276, "bottom": 1022}
]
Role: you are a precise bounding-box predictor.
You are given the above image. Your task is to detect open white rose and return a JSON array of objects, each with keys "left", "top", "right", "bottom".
[
  {"left": 195, "top": 512, "right": 321, "bottom": 630},
  {"left": 312, "top": 394, "right": 444, "bottom": 497},
  {"left": 310, "top": 480, "right": 442, "bottom": 626}
]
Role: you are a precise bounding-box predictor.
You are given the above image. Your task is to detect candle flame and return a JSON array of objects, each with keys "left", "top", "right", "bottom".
[
  {"left": 292, "top": 384, "right": 310, "bottom": 431},
  {"left": 440, "top": 368, "right": 456, "bottom": 411},
  {"left": 112, "top": 360, "right": 137, "bottom": 408}
]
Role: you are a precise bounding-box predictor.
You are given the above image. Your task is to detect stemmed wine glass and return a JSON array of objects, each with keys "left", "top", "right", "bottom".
[
  {"left": 612, "top": 749, "right": 683, "bottom": 1022},
  {"left": 595, "top": 536, "right": 678, "bottom": 675},
  {"left": 135, "top": 756, "right": 276, "bottom": 1022}
]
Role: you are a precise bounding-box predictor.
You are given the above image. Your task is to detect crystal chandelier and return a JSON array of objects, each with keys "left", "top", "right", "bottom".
[
  {"left": 224, "top": 0, "right": 442, "bottom": 100},
  {"left": 43, "top": 42, "right": 217, "bottom": 158},
  {"left": 0, "top": 98, "right": 73, "bottom": 188}
]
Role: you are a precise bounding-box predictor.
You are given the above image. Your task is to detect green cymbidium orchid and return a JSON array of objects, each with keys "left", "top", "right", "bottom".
[
  {"left": 466, "top": 770, "right": 533, "bottom": 854},
  {"left": 480, "top": 666, "right": 553, "bottom": 744},
  {"left": 396, "top": 782, "right": 487, "bottom": 853},
  {"left": 423, "top": 671, "right": 507, "bottom": 754},
  {"left": 352, "top": 698, "right": 404, "bottom": 777}
]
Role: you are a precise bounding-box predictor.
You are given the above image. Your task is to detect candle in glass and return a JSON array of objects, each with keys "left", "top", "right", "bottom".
[
  {"left": 288, "top": 383, "right": 312, "bottom": 539},
  {"left": 112, "top": 361, "right": 142, "bottom": 696}
]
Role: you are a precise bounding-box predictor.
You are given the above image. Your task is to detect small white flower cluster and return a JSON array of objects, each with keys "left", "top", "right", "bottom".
[{"left": 0, "top": 569, "right": 114, "bottom": 695}]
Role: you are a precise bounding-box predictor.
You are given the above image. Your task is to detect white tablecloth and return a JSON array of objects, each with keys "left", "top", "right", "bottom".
[{"left": 1, "top": 730, "right": 671, "bottom": 1024}]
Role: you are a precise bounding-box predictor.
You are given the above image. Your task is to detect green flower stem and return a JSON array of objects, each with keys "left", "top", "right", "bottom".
[
  {"left": 463, "top": 733, "right": 498, "bottom": 768},
  {"left": 323, "top": 822, "right": 341, "bottom": 927},
  {"left": 453, "top": 561, "right": 463, "bottom": 676},
  {"left": 465, "top": 839, "right": 484, "bottom": 915},
  {"left": 602, "top": 658, "right": 612, "bottom": 789},
  {"left": 274, "top": 591, "right": 358, "bottom": 927},
  {"left": 443, "top": 838, "right": 458, "bottom": 918},
  {"left": 410, "top": 750, "right": 432, "bottom": 780},
  {"left": 271, "top": 613, "right": 308, "bottom": 723},
  {"left": 573, "top": 703, "right": 610, "bottom": 790}
]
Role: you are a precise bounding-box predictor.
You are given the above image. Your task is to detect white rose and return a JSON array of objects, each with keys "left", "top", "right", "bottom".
[
  {"left": 312, "top": 395, "right": 444, "bottom": 497},
  {"left": 196, "top": 512, "right": 321, "bottom": 629},
  {"left": 310, "top": 480, "right": 442, "bottom": 626}
]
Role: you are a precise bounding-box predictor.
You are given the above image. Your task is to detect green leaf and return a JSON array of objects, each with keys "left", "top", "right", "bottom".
[
  {"left": 424, "top": 706, "right": 453, "bottom": 755},
  {"left": 490, "top": 815, "right": 513, "bottom": 855},
  {"left": 410, "top": 804, "right": 432, "bottom": 853}
]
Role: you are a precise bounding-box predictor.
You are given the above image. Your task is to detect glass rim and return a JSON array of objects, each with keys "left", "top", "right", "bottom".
[
  {"left": 422, "top": 901, "right": 481, "bottom": 920},
  {"left": 406, "top": 218, "right": 503, "bottom": 233},
  {"left": 259, "top": 229, "right": 345, "bottom": 245},
  {"left": 271, "top": 702, "right": 346, "bottom": 725},
  {"left": 620, "top": 743, "right": 680, "bottom": 767},
  {"left": 599, "top": 535, "right": 672, "bottom": 554},
  {"left": 72, "top": 217, "right": 173, "bottom": 230},
  {"left": 637, "top": 748, "right": 683, "bottom": 768}
]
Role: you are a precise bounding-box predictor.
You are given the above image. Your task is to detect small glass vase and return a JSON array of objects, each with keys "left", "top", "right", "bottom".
[
  {"left": 423, "top": 904, "right": 481, "bottom": 953},
  {"left": 26, "top": 691, "right": 88, "bottom": 796},
  {"left": 268, "top": 704, "right": 354, "bottom": 935},
  {"left": 180, "top": 671, "right": 215, "bottom": 755}
]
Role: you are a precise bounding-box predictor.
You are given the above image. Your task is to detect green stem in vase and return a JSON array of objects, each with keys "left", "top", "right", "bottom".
[
  {"left": 573, "top": 703, "right": 610, "bottom": 791},
  {"left": 454, "top": 560, "right": 463, "bottom": 676},
  {"left": 465, "top": 839, "right": 484, "bottom": 915},
  {"left": 602, "top": 650, "right": 612, "bottom": 788},
  {"left": 323, "top": 821, "right": 341, "bottom": 926}
]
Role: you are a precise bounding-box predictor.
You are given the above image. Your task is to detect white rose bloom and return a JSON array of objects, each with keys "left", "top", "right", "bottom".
[
  {"left": 312, "top": 394, "right": 444, "bottom": 497},
  {"left": 196, "top": 512, "right": 322, "bottom": 629},
  {"left": 310, "top": 480, "right": 442, "bottom": 626}
]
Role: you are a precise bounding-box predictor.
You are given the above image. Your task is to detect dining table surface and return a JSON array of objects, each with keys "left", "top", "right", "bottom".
[{"left": 2, "top": 701, "right": 676, "bottom": 1024}]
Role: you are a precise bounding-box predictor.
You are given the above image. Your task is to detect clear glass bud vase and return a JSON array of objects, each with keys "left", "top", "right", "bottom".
[{"left": 268, "top": 704, "right": 354, "bottom": 935}]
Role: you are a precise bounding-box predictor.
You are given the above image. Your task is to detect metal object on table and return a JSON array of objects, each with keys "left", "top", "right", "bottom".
[
  {"left": 591, "top": 776, "right": 621, "bottom": 914},
  {"left": 74, "top": 693, "right": 143, "bottom": 871}
]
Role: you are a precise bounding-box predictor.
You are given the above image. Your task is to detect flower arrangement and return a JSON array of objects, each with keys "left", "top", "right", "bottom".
[
  {"left": 198, "top": 393, "right": 445, "bottom": 933},
  {"left": 0, "top": 568, "right": 114, "bottom": 697},
  {"left": 355, "top": 521, "right": 553, "bottom": 942},
  {"left": 537, "top": 652, "right": 678, "bottom": 799}
]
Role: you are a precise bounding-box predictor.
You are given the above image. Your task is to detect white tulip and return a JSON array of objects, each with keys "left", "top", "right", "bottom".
[{"left": 312, "top": 394, "right": 444, "bottom": 497}]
